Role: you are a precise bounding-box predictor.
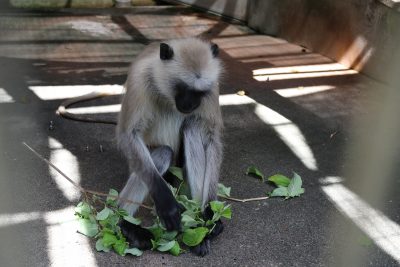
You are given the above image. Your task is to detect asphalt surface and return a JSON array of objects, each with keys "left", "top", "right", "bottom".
[{"left": 0, "top": 5, "right": 399, "bottom": 267}]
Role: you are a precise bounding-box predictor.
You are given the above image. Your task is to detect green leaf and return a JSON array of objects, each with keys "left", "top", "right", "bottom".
[
  {"left": 106, "top": 189, "right": 119, "bottom": 206},
  {"left": 151, "top": 239, "right": 158, "bottom": 250},
  {"left": 268, "top": 174, "right": 291, "bottom": 187},
  {"left": 146, "top": 224, "right": 164, "bottom": 241},
  {"left": 99, "top": 213, "right": 120, "bottom": 231},
  {"left": 75, "top": 202, "right": 92, "bottom": 218},
  {"left": 76, "top": 218, "right": 99, "bottom": 237},
  {"left": 270, "top": 187, "right": 289, "bottom": 197},
  {"left": 177, "top": 181, "right": 191, "bottom": 198},
  {"left": 246, "top": 166, "right": 265, "bottom": 182},
  {"left": 169, "top": 241, "right": 181, "bottom": 256},
  {"left": 221, "top": 205, "right": 232, "bottom": 219},
  {"left": 107, "top": 188, "right": 118, "bottom": 200},
  {"left": 96, "top": 207, "right": 112, "bottom": 221},
  {"left": 117, "top": 209, "right": 129, "bottom": 217},
  {"left": 177, "top": 195, "right": 201, "bottom": 212},
  {"left": 181, "top": 214, "right": 199, "bottom": 228},
  {"left": 88, "top": 214, "right": 97, "bottom": 224},
  {"left": 168, "top": 166, "right": 184, "bottom": 180},
  {"left": 102, "top": 232, "right": 118, "bottom": 247},
  {"left": 287, "top": 173, "right": 304, "bottom": 198},
  {"left": 95, "top": 239, "right": 111, "bottom": 252},
  {"left": 157, "top": 240, "right": 176, "bottom": 252},
  {"left": 113, "top": 239, "right": 128, "bottom": 256},
  {"left": 182, "top": 227, "right": 209, "bottom": 247},
  {"left": 125, "top": 247, "right": 143, "bottom": 256},
  {"left": 161, "top": 231, "right": 178, "bottom": 241},
  {"left": 123, "top": 215, "right": 141, "bottom": 225},
  {"left": 205, "top": 220, "right": 214, "bottom": 227},
  {"left": 210, "top": 201, "right": 231, "bottom": 222},
  {"left": 217, "top": 183, "right": 231, "bottom": 197},
  {"left": 210, "top": 201, "right": 224, "bottom": 213}
]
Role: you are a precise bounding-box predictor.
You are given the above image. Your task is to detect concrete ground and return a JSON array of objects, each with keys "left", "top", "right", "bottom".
[{"left": 0, "top": 4, "right": 399, "bottom": 267}]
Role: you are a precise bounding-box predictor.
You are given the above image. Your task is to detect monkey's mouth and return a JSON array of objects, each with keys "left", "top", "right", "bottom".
[
  {"left": 174, "top": 86, "right": 203, "bottom": 114},
  {"left": 175, "top": 100, "right": 201, "bottom": 114}
]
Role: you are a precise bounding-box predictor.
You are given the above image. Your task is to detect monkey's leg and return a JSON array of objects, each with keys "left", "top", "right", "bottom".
[
  {"left": 119, "top": 145, "right": 174, "bottom": 214},
  {"left": 119, "top": 146, "right": 174, "bottom": 250},
  {"left": 182, "top": 117, "right": 223, "bottom": 256},
  {"left": 118, "top": 131, "right": 181, "bottom": 231}
]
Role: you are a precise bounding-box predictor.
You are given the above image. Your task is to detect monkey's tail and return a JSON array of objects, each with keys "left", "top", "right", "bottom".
[{"left": 57, "top": 91, "right": 118, "bottom": 125}]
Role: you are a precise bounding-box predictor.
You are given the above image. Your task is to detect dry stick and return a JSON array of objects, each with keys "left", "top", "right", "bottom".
[
  {"left": 23, "top": 142, "right": 270, "bottom": 206},
  {"left": 22, "top": 142, "right": 152, "bottom": 210},
  {"left": 219, "top": 195, "right": 269, "bottom": 203}
]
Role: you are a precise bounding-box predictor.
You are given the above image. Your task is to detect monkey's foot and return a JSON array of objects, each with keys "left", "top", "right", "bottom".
[
  {"left": 208, "top": 220, "right": 224, "bottom": 239},
  {"left": 191, "top": 238, "right": 211, "bottom": 257},
  {"left": 120, "top": 220, "right": 153, "bottom": 250}
]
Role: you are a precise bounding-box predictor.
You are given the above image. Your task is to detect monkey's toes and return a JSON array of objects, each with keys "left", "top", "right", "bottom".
[
  {"left": 120, "top": 220, "right": 153, "bottom": 250},
  {"left": 208, "top": 220, "right": 224, "bottom": 239},
  {"left": 191, "top": 238, "right": 211, "bottom": 257}
]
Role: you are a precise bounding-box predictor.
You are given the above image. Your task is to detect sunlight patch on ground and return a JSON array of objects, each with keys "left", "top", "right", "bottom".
[
  {"left": 274, "top": 85, "right": 335, "bottom": 98},
  {"left": 67, "top": 104, "right": 121, "bottom": 114},
  {"left": 0, "top": 211, "right": 41, "bottom": 228},
  {"left": 45, "top": 206, "right": 97, "bottom": 267},
  {"left": 253, "top": 63, "right": 357, "bottom": 81},
  {"left": 0, "top": 207, "right": 97, "bottom": 266},
  {"left": 48, "top": 137, "right": 81, "bottom": 202},
  {"left": 63, "top": 20, "right": 119, "bottom": 37},
  {"left": 0, "top": 88, "right": 15, "bottom": 103},
  {"left": 322, "top": 182, "right": 400, "bottom": 264},
  {"left": 220, "top": 94, "right": 318, "bottom": 170}
]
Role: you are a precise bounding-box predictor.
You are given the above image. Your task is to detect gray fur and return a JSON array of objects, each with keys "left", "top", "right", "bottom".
[{"left": 116, "top": 38, "right": 223, "bottom": 215}]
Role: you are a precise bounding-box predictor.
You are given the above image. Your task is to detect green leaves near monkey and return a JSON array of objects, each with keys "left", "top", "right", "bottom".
[
  {"left": 74, "top": 169, "right": 232, "bottom": 257},
  {"left": 245, "top": 167, "right": 305, "bottom": 199},
  {"left": 268, "top": 173, "right": 305, "bottom": 199},
  {"left": 246, "top": 166, "right": 265, "bottom": 182},
  {"left": 74, "top": 189, "right": 143, "bottom": 257},
  {"left": 268, "top": 174, "right": 291, "bottom": 187}
]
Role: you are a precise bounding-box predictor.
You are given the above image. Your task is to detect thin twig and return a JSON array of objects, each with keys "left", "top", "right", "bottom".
[
  {"left": 23, "top": 142, "right": 152, "bottom": 210},
  {"left": 219, "top": 195, "right": 270, "bottom": 203}
]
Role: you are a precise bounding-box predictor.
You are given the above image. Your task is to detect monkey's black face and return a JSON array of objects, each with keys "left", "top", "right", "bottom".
[{"left": 174, "top": 82, "right": 207, "bottom": 114}]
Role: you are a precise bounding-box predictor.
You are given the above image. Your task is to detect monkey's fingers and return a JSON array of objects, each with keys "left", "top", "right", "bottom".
[{"left": 159, "top": 208, "right": 181, "bottom": 231}]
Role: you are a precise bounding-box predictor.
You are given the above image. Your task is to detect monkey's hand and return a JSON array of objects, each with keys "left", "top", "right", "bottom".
[{"left": 152, "top": 179, "right": 182, "bottom": 231}]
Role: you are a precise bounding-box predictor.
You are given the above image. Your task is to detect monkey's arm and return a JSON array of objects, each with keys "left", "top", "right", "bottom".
[{"left": 117, "top": 130, "right": 181, "bottom": 231}]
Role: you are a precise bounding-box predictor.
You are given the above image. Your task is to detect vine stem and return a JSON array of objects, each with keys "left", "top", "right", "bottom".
[
  {"left": 23, "top": 142, "right": 152, "bottom": 210},
  {"left": 219, "top": 195, "right": 269, "bottom": 202}
]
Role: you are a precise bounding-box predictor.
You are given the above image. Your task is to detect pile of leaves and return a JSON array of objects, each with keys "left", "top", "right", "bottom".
[
  {"left": 74, "top": 166, "right": 304, "bottom": 257},
  {"left": 74, "top": 167, "right": 231, "bottom": 257}
]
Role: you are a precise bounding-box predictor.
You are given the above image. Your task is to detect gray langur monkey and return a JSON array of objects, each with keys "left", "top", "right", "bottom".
[{"left": 116, "top": 38, "right": 224, "bottom": 256}]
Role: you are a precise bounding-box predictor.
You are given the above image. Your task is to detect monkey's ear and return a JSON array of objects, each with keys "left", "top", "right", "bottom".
[
  {"left": 160, "top": 43, "right": 174, "bottom": 60},
  {"left": 211, "top": 43, "right": 219, "bottom": 57}
]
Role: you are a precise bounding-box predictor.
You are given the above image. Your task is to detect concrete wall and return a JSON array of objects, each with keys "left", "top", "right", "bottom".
[
  {"left": 247, "top": 0, "right": 400, "bottom": 83},
  {"left": 171, "top": 0, "right": 249, "bottom": 21}
]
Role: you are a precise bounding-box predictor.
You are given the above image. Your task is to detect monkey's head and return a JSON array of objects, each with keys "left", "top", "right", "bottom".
[{"left": 155, "top": 38, "right": 221, "bottom": 114}]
